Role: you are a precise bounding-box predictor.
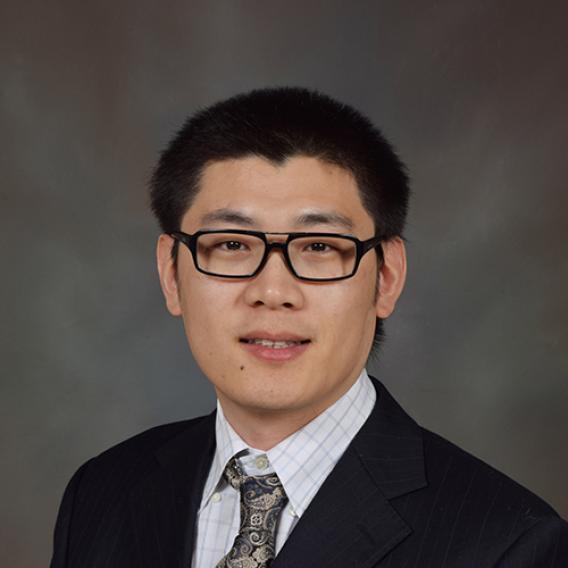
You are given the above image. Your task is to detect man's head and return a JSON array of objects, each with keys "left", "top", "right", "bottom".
[{"left": 151, "top": 87, "right": 409, "bottom": 421}]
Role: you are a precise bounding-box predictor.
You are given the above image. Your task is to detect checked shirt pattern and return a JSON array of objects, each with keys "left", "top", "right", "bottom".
[{"left": 216, "top": 457, "right": 289, "bottom": 568}]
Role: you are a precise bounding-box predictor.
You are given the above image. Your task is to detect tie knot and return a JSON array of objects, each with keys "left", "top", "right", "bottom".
[
  {"left": 223, "top": 456, "right": 286, "bottom": 497},
  {"left": 223, "top": 456, "right": 246, "bottom": 490}
]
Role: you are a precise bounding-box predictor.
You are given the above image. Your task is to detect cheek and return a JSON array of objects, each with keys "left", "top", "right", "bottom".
[
  {"left": 312, "top": 281, "right": 375, "bottom": 341},
  {"left": 178, "top": 277, "right": 233, "bottom": 343},
  {"left": 180, "top": 289, "right": 235, "bottom": 377}
]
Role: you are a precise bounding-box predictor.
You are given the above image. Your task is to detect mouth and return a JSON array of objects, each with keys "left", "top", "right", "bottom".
[
  {"left": 239, "top": 338, "right": 311, "bottom": 349},
  {"left": 238, "top": 333, "right": 312, "bottom": 361}
]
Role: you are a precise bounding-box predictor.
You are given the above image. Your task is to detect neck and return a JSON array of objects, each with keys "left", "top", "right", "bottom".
[
  {"left": 218, "top": 400, "right": 321, "bottom": 451},
  {"left": 216, "top": 376, "right": 360, "bottom": 451}
]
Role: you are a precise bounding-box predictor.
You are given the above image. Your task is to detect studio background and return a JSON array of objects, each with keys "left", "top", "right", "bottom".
[{"left": 2, "top": 1, "right": 567, "bottom": 566}]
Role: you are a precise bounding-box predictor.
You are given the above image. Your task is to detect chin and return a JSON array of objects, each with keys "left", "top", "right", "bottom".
[{"left": 227, "top": 380, "right": 312, "bottom": 413}]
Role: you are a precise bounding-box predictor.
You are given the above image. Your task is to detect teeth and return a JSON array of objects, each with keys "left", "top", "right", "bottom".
[{"left": 248, "top": 338, "right": 301, "bottom": 348}]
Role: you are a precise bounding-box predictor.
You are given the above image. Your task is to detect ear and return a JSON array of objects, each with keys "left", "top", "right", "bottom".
[
  {"left": 375, "top": 237, "right": 407, "bottom": 319},
  {"left": 156, "top": 234, "right": 182, "bottom": 316}
]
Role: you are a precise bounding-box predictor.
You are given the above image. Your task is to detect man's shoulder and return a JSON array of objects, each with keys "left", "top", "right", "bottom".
[
  {"left": 368, "top": 378, "right": 567, "bottom": 563},
  {"left": 51, "top": 413, "right": 217, "bottom": 567},
  {"left": 371, "top": 378, "right": 561, "bottom": 525},
  {"left": 420, "top": 425, "right": 558, "bottom": 519},
  {"left": 412, "top": 424, "right": 567, "bottom": 560},
  {"left": 98, "top": 415, "right": 210, "bottom": 458},
  {"left": 75, "top": 413, "right": 214, "bottom": 488}
]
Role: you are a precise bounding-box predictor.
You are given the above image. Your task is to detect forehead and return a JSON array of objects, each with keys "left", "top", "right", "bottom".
[{"left": 182, "top": 155, "right": 374, "bottom": 233}]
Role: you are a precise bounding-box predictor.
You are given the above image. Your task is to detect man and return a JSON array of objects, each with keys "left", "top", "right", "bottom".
[{"left": 51, "top": 87, "right": 568, "bottom": 567}]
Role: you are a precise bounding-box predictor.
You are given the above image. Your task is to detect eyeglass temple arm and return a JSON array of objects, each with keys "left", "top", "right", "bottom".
[{"left": 362, "top": 235, "right": 383, "bottom": 251}]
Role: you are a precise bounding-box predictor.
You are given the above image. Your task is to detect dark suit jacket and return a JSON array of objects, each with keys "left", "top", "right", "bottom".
[{"left": 51, "top": 377, "right": 568, "bottom": 567}]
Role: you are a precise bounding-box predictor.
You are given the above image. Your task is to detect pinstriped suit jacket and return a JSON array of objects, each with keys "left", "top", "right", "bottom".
[{"left": 50, "top": 377, "right": 568, "bottom": 567}]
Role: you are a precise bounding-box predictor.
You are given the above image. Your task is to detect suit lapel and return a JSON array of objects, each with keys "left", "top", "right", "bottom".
[
  {"left": 272, "top": 377, "right": 427, "bottom": 568},
  {"left": 128, "top": 413, "right": 216, "bottom": 568}
]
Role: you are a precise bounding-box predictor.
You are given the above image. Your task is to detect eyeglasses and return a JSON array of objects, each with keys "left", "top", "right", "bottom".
[{"left": 170, "top": 229, "right": 383, "bottom": 282}]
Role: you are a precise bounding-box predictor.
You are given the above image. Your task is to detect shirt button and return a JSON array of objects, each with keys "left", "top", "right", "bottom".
[
  {"left": 211, "top": 492, "right": 222, "bottom": 503},
  {"left": 255, "top": 455, "right": 269, "bottom": 470},
  {"left": 288, "top": 506, "right": 296, "bottom": 517}
]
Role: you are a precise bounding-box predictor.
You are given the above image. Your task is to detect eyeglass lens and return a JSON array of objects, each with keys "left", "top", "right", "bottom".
[{"left": 196, "top": 232, "right": 357, "bottom": 279}]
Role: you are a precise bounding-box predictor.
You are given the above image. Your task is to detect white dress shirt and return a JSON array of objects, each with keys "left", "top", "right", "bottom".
[{"left": 192, "top": 368, "right": 376, "bottom": 567}]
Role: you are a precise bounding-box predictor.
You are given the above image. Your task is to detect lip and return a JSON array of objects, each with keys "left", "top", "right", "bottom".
[
  {"left": 239, "top": 339, "right": 311, "bottom": 362},
  {"left": 239, "top": 330, "right": 311, "bottom": 342},
  {"left": 238, "top": 330, "right": 312, "bottom": 362}
]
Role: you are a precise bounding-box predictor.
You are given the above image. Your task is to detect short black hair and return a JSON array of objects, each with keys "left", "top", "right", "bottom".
[{"left": 150, "top": 87, "right": 410, "bottom": 358}]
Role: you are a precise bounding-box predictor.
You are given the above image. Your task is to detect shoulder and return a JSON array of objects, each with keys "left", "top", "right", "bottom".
[
  {"left": 368, "top": 378, "right": 568, "bottom": 564},
  {"left": 51, "top": 414, "right": 215, "bottom": 566},
  {"left": 416, "top": 426, "right": 568, "bottom": 563},
  {"left": 371, "top": 377, "right": 561, "bottom": 525},
  {"left": 420, "top": 426, "right": 559, "bottom": 520},
  {"left": 90, "top": 415, "right": 209, "bottom": 464},
  {"left": 66, "top": 413, "right": 214, "bottom": 497}
]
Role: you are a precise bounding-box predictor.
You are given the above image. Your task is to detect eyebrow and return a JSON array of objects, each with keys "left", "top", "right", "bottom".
[
  {"left": 295, "top": 211, "right": 354, "bottom": 231},
  {"left": 200, "top": 209, "right": 256, "bottom": 227},
  {"left": 199, "top": 208, "right": 354, "bottom": 231}
]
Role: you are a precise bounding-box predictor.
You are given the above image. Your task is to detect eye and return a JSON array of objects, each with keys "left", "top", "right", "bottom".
[
  {"left": 306, "top": 242, "right": 333, "bottom": 252},
  {"left": 219, "top": 240, "right": 247, "bottom": 251}
]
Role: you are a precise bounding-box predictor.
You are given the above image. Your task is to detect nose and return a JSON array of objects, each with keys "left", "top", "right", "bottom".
[{"left": 242, "top": 247, "right": 305, "bottom": 310}]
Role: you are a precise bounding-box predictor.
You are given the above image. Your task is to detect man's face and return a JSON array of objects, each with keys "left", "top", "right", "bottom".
[{"left": 157, "top": 156, "right": 405, "bottom": 420}]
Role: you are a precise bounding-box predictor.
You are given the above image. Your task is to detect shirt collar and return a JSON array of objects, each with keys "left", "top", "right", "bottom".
[
  {"left": 202, "top": 368, "right": 376, "bottom": 517},
  {"left": 200, "top": 401, "right": 250, "bottom": 509}
]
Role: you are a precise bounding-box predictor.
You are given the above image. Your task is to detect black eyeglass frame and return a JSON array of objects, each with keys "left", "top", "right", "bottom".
[{"left": 169, "top": 229, "right": 383, "bottom": 282}]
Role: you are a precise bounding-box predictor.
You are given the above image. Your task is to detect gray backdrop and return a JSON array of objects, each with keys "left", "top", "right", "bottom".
[{"left": 2, "top": 1, "right": 567, "bottom": 566}]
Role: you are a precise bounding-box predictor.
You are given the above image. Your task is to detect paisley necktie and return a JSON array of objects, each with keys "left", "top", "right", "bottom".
[{"left": 216, "top": 456, "right": 289, "bottom": 568}]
